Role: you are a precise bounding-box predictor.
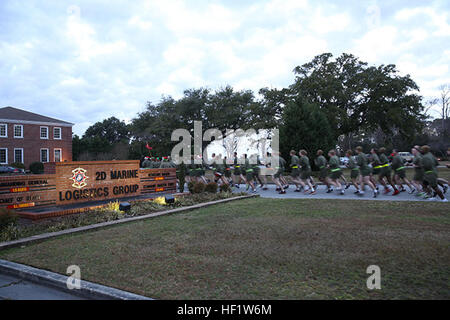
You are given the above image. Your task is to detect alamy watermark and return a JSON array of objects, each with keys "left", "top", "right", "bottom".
[
  {"left": 366, "top": 265, "right": 381, "bottom": 290},
  {"left": 170, "top": 121, "right": 279, "bottom": 175},
  {"left": 66, "top": 265, "right": 81, "bottom": 290}
]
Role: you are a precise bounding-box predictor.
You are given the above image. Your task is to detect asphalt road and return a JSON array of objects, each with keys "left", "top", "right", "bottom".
[
  {"left": 0, "top": 272, "right": 85, "bottom": 300},
  {"left": 235, "top": 183, "right": 449, "bottom": 202}
]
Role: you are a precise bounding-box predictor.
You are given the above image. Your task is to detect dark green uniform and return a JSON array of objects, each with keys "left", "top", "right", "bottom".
[
  {"left": 357, "top": 153, "right": 371, "bottom": 177},
  {"left": 187, "top": 162, "right": 194, "bottom": 178},
  {"left": 159, "top": 159, "right": 172, "bottom": 168},
  {"left": 329, "top": 155, "right": 342, "bottom": 179},
  {"left": 422, "top": 152, "right": 438, "bottom": 187},
  {"left": 347, "top": 156, "right": 359, "bottom": 179},
  {"left": 413, "top": 154, "right": 424, "bottom": 182},
  {"left": 273, "top": 156, "right": 285, "bottom": 178},
  {"left": 244, "top": 157, "right": 254, "bottom": 180},
  {"left": 378, "top": 153, "right": 391, "bottom": 179},
  {"left": 299, "top": 155, "right": 312, "bottom": 180},
  {"left": 252, "top": 157, "right": 261, "bottom": 177},
  {"left": 290, "top": 155, "right": 300, "bottom": 178},
  {"left": 315, "top": 155, "right": 328, "bottom": 179},
  {"left": 224, "top": 159, "right": 231, "bottom": 178},
  {"left": 193, "top": 163, "right": 203, "bottom": 177},
  {"left": 233, "top": 157, "right": 241, "bottom": 176},
  {"left": 391, "top": 155, "right": 406, "bottom": 179},
  {"left": 371, "top": 153, "right": 381, "bottom": 175},
  {"left": 142, "top": 159, "right": 151, "bottom": 168}
]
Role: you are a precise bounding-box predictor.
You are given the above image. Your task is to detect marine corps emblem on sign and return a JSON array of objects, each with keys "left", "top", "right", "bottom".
[{"left": 71, "top": 167, "right": 88, "bottom": 189}]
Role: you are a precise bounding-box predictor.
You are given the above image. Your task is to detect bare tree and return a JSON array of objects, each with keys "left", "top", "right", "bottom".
[{"left": 438, "top": 84, "right": 450, "bottom": 135}]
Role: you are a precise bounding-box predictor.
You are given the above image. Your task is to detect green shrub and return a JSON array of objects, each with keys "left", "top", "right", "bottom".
[
  {"left": 29, "top": 162, "right": 44, "bottom": 174},
  {"left": 205, "top": 182, "right": 218, "bottom": 193},
  {"left": 10, "top": 162, "right": 25, "bottom": 169},
  {"left": 192, "top": 182, "right": 206, "bottom": 194},
  {"left": 219, "top": 183, "right": 232, "bottom": 193},
  {"left": 0, "top": 208, "right": 18, "bottom": 231},
  {"left": 0, "top": 224, "right": 21, "bottom": 242}
]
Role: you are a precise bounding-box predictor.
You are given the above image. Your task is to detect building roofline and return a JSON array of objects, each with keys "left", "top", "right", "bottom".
[
  {"left": 0, "top": 107, "right": 73, "bottom": 126},
  {"left": 0, "top": 118, "right": 73, "bottom": 127}
]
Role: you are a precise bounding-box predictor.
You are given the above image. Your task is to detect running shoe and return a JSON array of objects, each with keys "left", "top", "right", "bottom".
[
  {"left": 408, "top": 188, "right": 416, "bottom": 194},
  {"left": 392, "top": 189, "right": 400, "bottom": 196}
]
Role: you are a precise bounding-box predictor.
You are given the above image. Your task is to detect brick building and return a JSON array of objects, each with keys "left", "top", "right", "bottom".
[{"left": 0, "top": 106, "right": 73, "bottom": 168}]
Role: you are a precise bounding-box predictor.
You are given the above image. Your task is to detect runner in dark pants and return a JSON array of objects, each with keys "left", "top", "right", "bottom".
[
  {"left": 315, "top": 149, "right": 332, "bottom": 193},
  {"left": 345, "top": 150, "right": 360, "bottom": 193},
  {"left": 421, "top": 145, "right": 447, "bottom": 202},
  {"left": 232, "top": 152, "right": 244, "bottom": 188}
]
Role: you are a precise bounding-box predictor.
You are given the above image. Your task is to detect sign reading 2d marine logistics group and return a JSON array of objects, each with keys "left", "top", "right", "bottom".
[
  {"left": 54, "top": 160, "right": 142, "bottom": 205},
  {"left": 0, "top": 160, "right": 177, "bottom": 210}
]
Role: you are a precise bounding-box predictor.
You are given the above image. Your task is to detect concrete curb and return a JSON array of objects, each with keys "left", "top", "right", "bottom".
[
  {"left": 0, "top": 194, "right": 258, "bottom": 251},
  {"left": 0, "top": 259, "right": 151, "bottom": 300}
]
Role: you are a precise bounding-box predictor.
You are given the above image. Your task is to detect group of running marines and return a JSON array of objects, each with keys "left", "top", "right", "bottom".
[{"left": 183, "top": 145, "right": 448, "bottom": 202}]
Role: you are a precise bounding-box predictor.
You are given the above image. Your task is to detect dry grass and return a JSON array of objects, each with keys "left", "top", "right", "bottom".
[{"left": 1, "top": 198, "right": 449, "bottom": 299}]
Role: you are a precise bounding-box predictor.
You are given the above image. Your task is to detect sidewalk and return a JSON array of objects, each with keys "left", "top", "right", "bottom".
[{"left": 0, "top": 272, "right": 85, "bottom": 300}]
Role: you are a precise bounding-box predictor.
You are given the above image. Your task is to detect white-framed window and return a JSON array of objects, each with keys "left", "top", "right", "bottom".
[
  {"left": 14, "top": 125, "right": 23, "bottom": 138},
  {"left": 0, "top": 148, "right": 7, "bottom": 164},
  {"left": 40, "top": 126, "right": 49, "bottom": 139},
  {"left": 0, "top": 124, "right": 7, "bottom": 138},
  {"left": 40, "top": 148, "right": 49, "bottom": 163},
  {"left": 53, "top": 127, "right": 62, "bottom": 140},
  {"left": 54, "top": 148, "right": 62, "bottom": 162},
  {"left": 14, "top": 148, "right": 23, "bottom": 164}
]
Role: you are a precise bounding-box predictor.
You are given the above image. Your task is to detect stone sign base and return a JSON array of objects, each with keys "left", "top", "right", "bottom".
[
  {"left": 17, "top": 191, "right": 188, "bottom": 221},
  {"left": 0, "top": 160, "right": 178, "bottom": 219}
]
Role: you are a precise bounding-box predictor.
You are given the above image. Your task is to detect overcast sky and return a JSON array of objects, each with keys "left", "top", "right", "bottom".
[{"left": 1, "top": 0, "right": 449, "bottom": 136}]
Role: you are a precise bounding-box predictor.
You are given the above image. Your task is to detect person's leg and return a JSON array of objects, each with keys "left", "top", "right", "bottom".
[
  {"left": 247, "top": 174, "right": 256, "bottom": 192},
  {"left": 378, "top": 173, "right": 390, "bottom": 193},
  {"left": 351, "top": 178, "right": 360, "bottom": 192},
  {"left": 290, "top": 169, "right": 301, "bottom": 190},
  {"left": 309, "top": 175, "right": 317, "bottom": 189},
  {"left": 402, "top": 177, "right": 415, "bottom": 193},
  {"left": 397, "top": 169, "right": 413, "bottom": 192},
  {"left": 273, "top": 176, "right": 285, "bottom": 194},
  {"left": 437, "top": 178, "right": 448, "bottom": 194},
  {"left": 358, "top": 174, "right": 366, "bottom": 194},
  {"left": 280, "top": 175, "right": 288, "bottom": 188},
  {"left": 306, "top": 178, "right": 316, "bottom": 194},
  {"left": 259, "top": 174, "right": 268, "bottom": 190},
  {"left": 369, "top": 174, "right": 378, "bottom": 189}
]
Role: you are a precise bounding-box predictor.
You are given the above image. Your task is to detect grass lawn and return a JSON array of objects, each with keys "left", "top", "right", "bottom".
[{"left": 1, "top": 198, "right": 449, "bottom": 299}]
